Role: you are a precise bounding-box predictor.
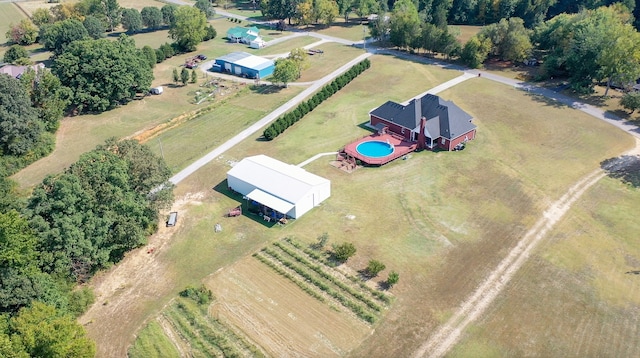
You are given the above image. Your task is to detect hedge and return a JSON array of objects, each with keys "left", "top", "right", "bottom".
[{"left": 263, "top": 58, "right": 371, "bottom": 140}]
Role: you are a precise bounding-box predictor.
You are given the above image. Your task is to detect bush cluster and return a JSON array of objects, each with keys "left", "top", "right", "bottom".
[
  {"left": 284, "top": 237, "right": 391, "bottom": 304},
  {"left": 179, "top": 284, "right": 214, "bottom": 305},
  {"left": 274, "top": 241, "right": 382, "bottom": 312},
  {"left": 263, "top": 58, "right": 371, "bottom": 140}
]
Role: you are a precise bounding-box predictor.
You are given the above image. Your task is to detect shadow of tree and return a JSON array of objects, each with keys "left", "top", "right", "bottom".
[
  {"left": 249, "top": 84, "right": 283, "bottom": 94},
  {"left": 601, "top": 155, "right": 640, "bottom": 187}
]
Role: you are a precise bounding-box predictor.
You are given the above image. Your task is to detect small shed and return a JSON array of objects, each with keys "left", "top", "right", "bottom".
[
  {"left": 226, "top": 155, "right": 331, "bottom": 219},
  {"left": 214, "top": 52, "right": 274, "bottom": 79}
]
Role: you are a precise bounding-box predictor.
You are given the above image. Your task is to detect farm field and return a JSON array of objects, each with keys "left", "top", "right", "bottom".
[
  {"left": 207, "top": 254, "right": 374, "bottom": 356},
  {"left": 450, "top": 175, "right": 640, "bottom": 357},
  {"left": 13, "top": 0, "right": 69, "bottom": 16}
]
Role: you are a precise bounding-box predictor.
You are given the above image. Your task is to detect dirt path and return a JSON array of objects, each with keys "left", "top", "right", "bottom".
[
  {"left": 79, "top": 193, "right": 205, "bottom": 358},
  {"left": 412, "top": 169, "right": 606, "bottom": 358},
  {"left": 157, "top": 315, "right": 189, "bottom": 357}
]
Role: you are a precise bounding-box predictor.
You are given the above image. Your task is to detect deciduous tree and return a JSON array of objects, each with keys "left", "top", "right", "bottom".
[
  {"left": 141, "top": 6, "right": 163, "bottom": 29},
  {"left": 0, "top": 75, "right": 43, "bottom": 156},
  {"left": 39, "top": 19, "right": 89, "bottom": 55},
  {"left": 161, "top": 4, "right": 178, "bottom": 26},
  {"left": 52, "top": 35, "right": 153, "bottom": 113},
  {"left": 461, "top": 34, "right": 491, "bottom": 68},
  {"left": 195, "top": 0, "right": 216, "bottom": 18},
  {"left": 3, "top": 45, "right": 29, "bottom": 64},
  {"left": 169, "top": 6, "right": 208, "bottom": 51},
  {"left": 272, "top": 58, "right": 298, "bottom": 87},
  {"left": 121, "top": 8, "right": 143, "bottom": 34},
  {"left": 332, "top": 242, "right": 356, "bottom": 262},
  {"left": 9, "top": 302, "right": 95, "bottom": 357},
  {"left": 5, "top": 20, "right": 38, "bottom": 46},
  {"left": 387, "top": 270, "right": 399, "bottom": 287},
  {"left": 19, "top": 68, "right": 70, "bottom": 132},
  {"left": 389, "top": 0, "right": 420, "bottom": 49},
  {"left": 621, "top": 92, "right": 640, "bottom": 114},
  {"left": 83, "top": 15, "right": 106, "bottom": 39},
  {"left": 31, "top": 8, "right": 53, "bottom": 27},
  {"left": 366, "top": 260, "right": 386, "bottom": 277}
]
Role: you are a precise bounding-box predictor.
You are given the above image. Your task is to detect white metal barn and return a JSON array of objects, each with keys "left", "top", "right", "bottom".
[{"left": 226, "top": 155, "right": 331, "bottom": 219}]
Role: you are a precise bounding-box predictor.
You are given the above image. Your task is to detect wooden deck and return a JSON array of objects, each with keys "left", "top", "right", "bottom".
[{"left": 343, "top": 133, "right": 417, "bottom": 165}]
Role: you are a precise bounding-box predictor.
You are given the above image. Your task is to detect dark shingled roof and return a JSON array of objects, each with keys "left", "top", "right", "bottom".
[{"left": 370, "top": 94, "right": 476, "bottom": 140}]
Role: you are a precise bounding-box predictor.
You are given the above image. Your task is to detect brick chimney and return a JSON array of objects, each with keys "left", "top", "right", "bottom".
[{"left": 418, "top": 116, "right": 427, "bottom": 150}]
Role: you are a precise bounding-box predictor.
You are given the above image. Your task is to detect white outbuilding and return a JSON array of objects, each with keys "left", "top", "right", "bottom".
[{"left": 226, "top": 155, "right": 331, "bottom": 219}]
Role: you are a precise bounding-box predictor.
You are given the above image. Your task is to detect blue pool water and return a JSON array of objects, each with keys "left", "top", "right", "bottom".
[{"left": 356, "top": 141, "right": 394, "bottom": 158}]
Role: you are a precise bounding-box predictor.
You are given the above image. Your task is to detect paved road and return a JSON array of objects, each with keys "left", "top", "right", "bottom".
[{"left": 169, "top": 51, "right": 371, "bottom": 184}]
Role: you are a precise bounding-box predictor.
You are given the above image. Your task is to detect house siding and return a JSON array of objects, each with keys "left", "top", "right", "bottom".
[{"left": 370, "top": 115, "right": 412, "bottom": 140}]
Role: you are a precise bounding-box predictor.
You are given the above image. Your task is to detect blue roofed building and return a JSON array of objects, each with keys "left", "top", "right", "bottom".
[{"left": 211, "top": 52, "right": 275, "bottom": 79}]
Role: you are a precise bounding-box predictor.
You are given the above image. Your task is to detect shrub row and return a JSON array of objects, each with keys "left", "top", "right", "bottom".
[
  {"left": 262, "top": 247, "right": 376, "bottom": 323},
  {"left": 263, "top": 58, "right": 371, "bottom": 140},
  {"left": 273, "top": 241, "right": 383, "bottom": 312},
  {"left": 169, "top": 302, "right": 240, "bottom": 357},
  {"left": 284, "top": 237, "right": 392, "bottom": 304},
  {"left": 253, "top": 253, "right": 326, "bottom": 303}
]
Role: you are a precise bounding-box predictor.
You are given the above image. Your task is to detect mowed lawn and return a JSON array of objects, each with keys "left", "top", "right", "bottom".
[
  {"left": 451, "top": 176, "right": 640, "bottom": 357},
  {"left": 0, "top": 3, "right": 26, "bottom": 43}
]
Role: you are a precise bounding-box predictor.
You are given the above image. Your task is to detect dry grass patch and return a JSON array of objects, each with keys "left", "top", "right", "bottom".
[
  {"left": 206, "top": 256, "right": 373, "bottom": 356},
  {"left": 454, "top": 25, "right": 483, "bottom": 45},
  {"left": 118, "top": 0, "right": 164, "bottom": 10},
  {"left": 451, "top": 177, "right": 640, "bottom": 357},
  {"left": 13, "top": 0, "right": 60, "bottom": 17}
]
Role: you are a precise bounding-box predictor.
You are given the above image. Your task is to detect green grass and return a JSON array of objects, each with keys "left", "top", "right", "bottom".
[
  {"left": 313, "top": 18, "right": 369, "bottom": 42},
  {"left": 132, "top": 296, "right": 266, "bottom": 358},
  {"left": 128, "top": 321, "right": 180, "bottom": 358},
  {"left": 0, "top": 3, "right": 27, "bottom": 44},
  {"left": 296, "top": 42, "right": 364, "bottom": 82},
  {"left": 145, "top": 84, "right": 303, "bottom": 172}
]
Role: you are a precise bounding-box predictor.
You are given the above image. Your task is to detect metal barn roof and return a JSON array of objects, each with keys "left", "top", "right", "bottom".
[
  {"left": 216, "top": 52, "right": 274, "bottom": 71},
  {"left": 227, "top": 155, "right": 330, "bottom": 204}
]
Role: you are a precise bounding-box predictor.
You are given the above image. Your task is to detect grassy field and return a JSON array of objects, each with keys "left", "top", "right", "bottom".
[
  {"left": 455, "top": 25, "right": 483, "bottom": 44},
  {"left": 0, "top": 3, "right": 27, "bottom": 44},
  {"left": 191, "top": 62, "right": 632, "bottom": 357},
  {"left": 314, "top": 18, "right": 369, "bottom": 42},
  {"left": 450, "top": 176, "right": 640, "bottom": 357}
]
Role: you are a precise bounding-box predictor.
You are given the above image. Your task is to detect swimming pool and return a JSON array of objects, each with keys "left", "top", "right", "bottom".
[{"left": 356, "top": 141, "right": 394, "bottom": 158}]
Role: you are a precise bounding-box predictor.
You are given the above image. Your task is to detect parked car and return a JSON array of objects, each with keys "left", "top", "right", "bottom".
[
  {"left": 197, "top": 54, "right": 207, "bottom": 60},
  {"left": 185, "top": 62, "right": 198, "bottom": 69}
]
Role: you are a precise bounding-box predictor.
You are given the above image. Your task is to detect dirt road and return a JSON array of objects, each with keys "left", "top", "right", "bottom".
[{"left": 412, "top": 139, "right": 640, "bottom": 358}]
